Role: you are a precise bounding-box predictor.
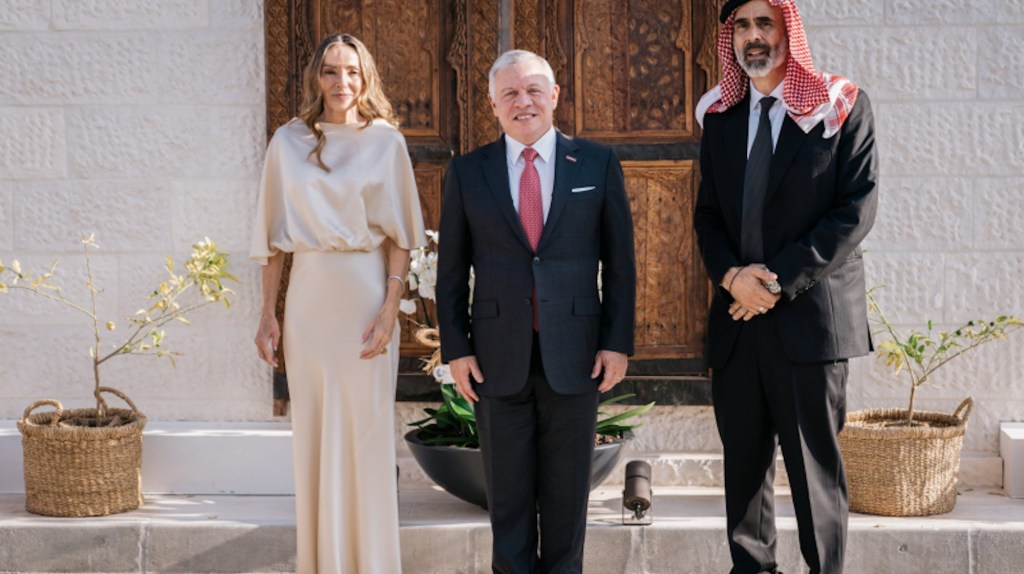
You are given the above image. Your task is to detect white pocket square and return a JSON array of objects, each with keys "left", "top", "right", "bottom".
[{"left": 571, "top": 186, "right": 596, "bottom": 193}]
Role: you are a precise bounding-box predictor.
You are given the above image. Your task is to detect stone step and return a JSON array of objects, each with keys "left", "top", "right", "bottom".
[
  {"left": 2, "top": 487, "right": 1022, "bottom": 574},
  {"left": 3, "top": 420, "right": 1001, "bottom": 497},
  {"left": 398, "top": 452, "right": 731, "bottom": 490},
  {"left": 400, "top": 450, "right": 1001, "bottom": 490}
]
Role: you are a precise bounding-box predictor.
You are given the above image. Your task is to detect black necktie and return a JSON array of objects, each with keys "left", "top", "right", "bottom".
[{"left": 741, "top": 95, "right": 776, "bottom": 263}]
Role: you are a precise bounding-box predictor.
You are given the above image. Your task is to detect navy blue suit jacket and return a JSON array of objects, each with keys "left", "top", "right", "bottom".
[{"left": 437, "top": 132, "right": 636, "bottom": 397}]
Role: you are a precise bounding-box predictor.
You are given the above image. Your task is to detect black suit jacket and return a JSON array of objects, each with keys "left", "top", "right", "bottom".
[
  {"left": 694, "top": 90, "right": 879, "bottom": 369},
  {"left": 437, "top": 132, "right": 636, "bottom": 397}
]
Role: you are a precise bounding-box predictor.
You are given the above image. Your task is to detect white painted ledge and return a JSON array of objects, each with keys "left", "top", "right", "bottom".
[
  {"left": 1001, "top": 422, "right": 1024, "bottom": 498},
  {"left": 0, "top": 420, "right": 1006, "bottom": 496},
  {"left": 0, "top": 421, "right": 295, "bottom": 495}
]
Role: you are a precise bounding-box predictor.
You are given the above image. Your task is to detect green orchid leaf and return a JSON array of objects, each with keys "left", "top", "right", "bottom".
[
  {"left": 598, "top": 392, "right": 637, "bottom": 407},
  {"left": 596, "top": 402, "right": 655, "bottom": 428}
]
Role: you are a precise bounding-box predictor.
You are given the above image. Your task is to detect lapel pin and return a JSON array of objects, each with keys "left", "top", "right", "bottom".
[{"left": 565, "top": 155, "right": 577, "bottom": 163}]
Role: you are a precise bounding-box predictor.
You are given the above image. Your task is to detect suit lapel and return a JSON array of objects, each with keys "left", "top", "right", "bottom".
[
  {"left": 537, "top": 132, "right": 581, "bottom": 251},
  {"left": 480, "top": 137, "right": 533, "bottom": 251},
  {"left": 724, "top": 100, "right": 751, "bottom": 224},
  {"left": 765, "top": 114, "right": 809, "bottom": 203}
]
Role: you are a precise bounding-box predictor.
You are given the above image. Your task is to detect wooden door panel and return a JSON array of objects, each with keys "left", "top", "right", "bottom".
[
  {"left": 549, "top": 0, "right": 716, "bottom": 368},
  {"left": 264, "top": 0, "right": 316, "bottom": 140},
  {"left": 624, "top": 161, "right": 705, "bottom": 359},
  {"left": 510, "top": 0, "right": 568, "bottom": 79},
  {"left": 573, "top": 0, "right": 695, "bottom": 140},
  {"left": 450, "top": 0, "right": 502, "bottom": 152},
  {"left": 413, "top": 164, "right": 444, "bottom": 232}
]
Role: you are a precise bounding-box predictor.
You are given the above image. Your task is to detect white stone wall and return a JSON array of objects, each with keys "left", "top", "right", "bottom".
[
  {"left": 0, "top": 1, "right": 271, "bottom": 420},
  {"left": 1, "top": 1, "right": 1022, "bottom": 465},
  {"left": 802, "top": 0, "right": 1024, "bottom": 458}
]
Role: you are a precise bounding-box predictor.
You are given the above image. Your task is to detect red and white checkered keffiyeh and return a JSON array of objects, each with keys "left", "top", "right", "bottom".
[{"left": 696, "top": 0, "right": 858, "bottom": 138}]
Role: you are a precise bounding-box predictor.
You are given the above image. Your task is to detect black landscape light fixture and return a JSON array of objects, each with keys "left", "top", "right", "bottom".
[{"left": 622, "top": 460, "right": 652, "bottom": 525}]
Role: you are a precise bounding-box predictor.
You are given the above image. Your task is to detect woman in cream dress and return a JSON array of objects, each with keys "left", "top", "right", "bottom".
[{"left": 251, "top": 33, "right": 425, "bottom": 573}]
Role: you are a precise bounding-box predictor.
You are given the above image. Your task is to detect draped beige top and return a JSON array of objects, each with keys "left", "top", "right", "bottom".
[{"left": 250, "top": 118, "right": 426, "bottom": 265}]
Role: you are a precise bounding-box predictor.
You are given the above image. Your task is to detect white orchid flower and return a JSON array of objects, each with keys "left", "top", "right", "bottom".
[{"left": 399, "top": 299, "right": 417, "bottom": 315}]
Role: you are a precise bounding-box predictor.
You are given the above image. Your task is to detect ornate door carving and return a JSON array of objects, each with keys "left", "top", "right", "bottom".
[
  {"left": 507, "top": 0, "right": 720, "bottom": 368},
  {"left": 264, "top": 0, "right": 721, "bottom": 412}
]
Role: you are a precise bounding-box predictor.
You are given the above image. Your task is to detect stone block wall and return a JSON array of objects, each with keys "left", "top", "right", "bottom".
[
  {"left": 802, "top": 0, "right": 1024, "bottom": 456},
  {"left": 0, "top": 1, "right": 1022, "bottom": 462},
  {"left": 0, "top": 1, "right": 271, "bottom": 420}
]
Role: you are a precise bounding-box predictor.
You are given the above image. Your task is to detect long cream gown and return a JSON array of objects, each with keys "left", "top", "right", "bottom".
[{"left": 251, "top": 118, "right": 425, "bottom": 573}]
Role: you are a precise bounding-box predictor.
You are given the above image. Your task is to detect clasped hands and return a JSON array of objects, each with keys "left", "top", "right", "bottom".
[
  {"left": 723, "top": 264, "right": 781, "bottom": 322},
  {"left": 449, "top": 349, "right": 628, "bottom": 403}
]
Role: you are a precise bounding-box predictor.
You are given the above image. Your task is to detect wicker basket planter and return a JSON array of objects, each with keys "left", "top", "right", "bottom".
[
  {"left": 838, "top": 397, "right": 972, "bottom": 517},
  {"left": 17, "top": 387, "right": 147, "bottom": 517}
]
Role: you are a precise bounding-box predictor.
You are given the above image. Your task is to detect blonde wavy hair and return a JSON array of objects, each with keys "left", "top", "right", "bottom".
[{"left": 298, "top": 33, "right": 399, "bottom": 172}]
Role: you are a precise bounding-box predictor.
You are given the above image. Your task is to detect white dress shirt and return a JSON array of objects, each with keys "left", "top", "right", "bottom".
[
  {"left": 505, "top": 126, "right": 557, "bottom": 222},
  {"left": 746, "top": 80, "right": 787, "bottom": 157}
]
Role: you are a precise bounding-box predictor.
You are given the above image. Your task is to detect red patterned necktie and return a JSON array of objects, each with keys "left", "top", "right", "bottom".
[
  {"left": 519, "top": 147, "right": 543, "bottom": 329},
  {"left": 519, "top": 147, "right": 543, "bottom": 251}
]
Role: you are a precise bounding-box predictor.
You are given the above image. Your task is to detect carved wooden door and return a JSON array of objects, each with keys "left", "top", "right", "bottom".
[
  {"left": 532, "top": 0, "right": 719, "bottom": 375},
  {"left": 264, "top": 1, "right": 721, "bottom": 408}
]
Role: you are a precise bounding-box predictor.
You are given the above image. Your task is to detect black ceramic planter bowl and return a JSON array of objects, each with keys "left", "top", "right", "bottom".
[{"left": 404, "top": 429, "right": 629, "bottom": 509}]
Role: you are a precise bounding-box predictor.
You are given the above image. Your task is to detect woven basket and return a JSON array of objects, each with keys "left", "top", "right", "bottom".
[
  {"left": 839, "top": 397, "right": 972, "bottom": 517},
  {"left": 17, "top": 387, "right": 147, "bottom": 517}
]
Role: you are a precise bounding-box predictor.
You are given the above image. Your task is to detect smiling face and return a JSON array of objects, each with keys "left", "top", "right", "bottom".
[
  {"left": 489, "top": 59, "right": 560, "bottom": 146},
  {"left": 318, "top": 43, "right": 363, "bottom": 124},
  {"left": 732, "top": 0, "right": 788, "bottom": 84}
]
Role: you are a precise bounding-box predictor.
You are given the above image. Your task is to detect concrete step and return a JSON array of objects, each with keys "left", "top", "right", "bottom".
[
  {"left": 397, "top": 452, "right": 734, "bottom": 490},
  {"left": 401, "top": 450, "right": 1001, "bottom": 490},
  {"left": 2, "top": 487, "right": 1022, "bottom": 573},
  {"left": 4, "top": 420, "right": 1004, "bottom": 496}
]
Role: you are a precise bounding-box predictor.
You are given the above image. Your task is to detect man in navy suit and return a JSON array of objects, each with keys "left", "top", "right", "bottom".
[
  {"left": 694, "top": 1, "right": 878, "bottom": 573},
  {"left": 437, "top": 50, "right": 636, "bottom": 573}
]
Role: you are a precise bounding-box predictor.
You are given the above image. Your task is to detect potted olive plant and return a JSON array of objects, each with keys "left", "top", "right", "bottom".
[
  {"left": 0, "top": 235, "right": 234, "bottom": 517},
  {"left": 839, "top": 288, "right": 1022, "bottom": 517},
  {"left": 399, "top": 231, "right": 653, "bottom": 508}
]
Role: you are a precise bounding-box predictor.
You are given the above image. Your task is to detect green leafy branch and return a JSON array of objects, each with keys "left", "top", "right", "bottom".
[
  {"left": 868, "top": 288, "right": 1022, "bottom": 425},
  {"left": 0, "top": 235, "right": 235, "bottom": 413}
]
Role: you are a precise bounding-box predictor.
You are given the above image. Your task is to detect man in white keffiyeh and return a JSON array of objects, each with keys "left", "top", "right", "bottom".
[{"left": 693, "top": 1, "right": 879, "bottom": 572}]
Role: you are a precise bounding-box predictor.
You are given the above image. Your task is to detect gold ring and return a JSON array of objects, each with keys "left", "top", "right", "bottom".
[{"left": 379, "top": 347, "right": 387, "bottom": 355}]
